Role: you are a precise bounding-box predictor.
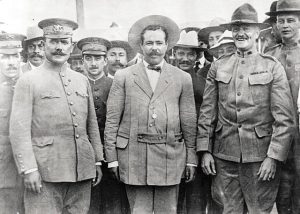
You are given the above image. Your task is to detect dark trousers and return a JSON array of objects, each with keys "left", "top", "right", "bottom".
[
  {"left": 276, "top": 159, "right": 294, "bottom": 214},
  {"left": 125, "top": 184, "right": 179, "bottom": 214},
  {"left": 24, "top": 180, "right": 91, "bottom": 214},
  {"left": 213, "top": 158, "right": 280, "bottom": 214},
  {"left": 89, "top": 164, "right": 130, "bottom": 214},
  {"left": 177, "top": 165, "right": 223, "bottom": 214}
]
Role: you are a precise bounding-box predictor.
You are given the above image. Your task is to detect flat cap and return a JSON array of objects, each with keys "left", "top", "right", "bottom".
[
  {"left": 0, "top": 33, "right": 26, "bottom": 54},
  {"left": 77, "top": 37, "right": 111, "bottom": 56}
]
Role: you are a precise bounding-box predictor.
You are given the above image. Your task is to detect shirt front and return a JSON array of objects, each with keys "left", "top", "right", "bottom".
[{"left": 143, "top": 59, "right": 164, "bottom": 91}]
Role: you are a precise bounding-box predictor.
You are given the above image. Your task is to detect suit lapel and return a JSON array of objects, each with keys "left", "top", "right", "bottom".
[
  {"left": 151, "top": 63, "right": 171, "bottom": 102},
  {"left": 133, "top": 62, "right": 153, "bottom": 98}
]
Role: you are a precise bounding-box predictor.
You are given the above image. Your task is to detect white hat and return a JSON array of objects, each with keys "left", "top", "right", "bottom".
[
  {"left": 175, "top": 30, "right": 205, "bottom": 50},
  {"left": 209, "top": 30, "right": 235, "bottom": 50}
]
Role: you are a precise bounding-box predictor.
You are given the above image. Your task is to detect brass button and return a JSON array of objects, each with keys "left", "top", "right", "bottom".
[
  {"left": 237, "top": 108, "right": 241, "bottom": 112},
  {"left": 67, "top": 92, "right": 71, "bottom": 96},
  {"left": 72, "top": 112, "right": 76, "bottom": 116},
  {"left": 95, "top": 97, "right": 99, "bottom": 100},
  {"left": 64, "top": 83, "right": 68, "bottom": 87},
  {"left": 237, "top": 92, "right": 241, "bottom": 96},
  {"left": 238, "top": 124, "right": 242, "bottom": 128},
  {"left": 70, "top": 102, "right": 74, "bottom": 105},
  {"left": 74, "top": 123, "right": 78, "bottom": 127},
  {"left": 75, "top": 134, "right": 80, "bottom": 139},
  {"left": 61, "top": 74, "right": 65, "bottom": 77},
  {"left": 158, "top": 136, "right": 163, "bottom": 140},
  {"left": 149, "top": 123, "right": 153, "bottom": 127},
  {"left": 152, "top": 113, "right": 157, "bottom": 119}
]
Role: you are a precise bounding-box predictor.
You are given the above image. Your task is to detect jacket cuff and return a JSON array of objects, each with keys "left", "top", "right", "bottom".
[
  {"left": 196, "top": 137, "right": 212, "bottom": 153},
  {"left": 267, "top": 144, "right": 289, "bottom": 162},
  {"left": 186, "top": 148, "right": 198, "bottom": 165}
]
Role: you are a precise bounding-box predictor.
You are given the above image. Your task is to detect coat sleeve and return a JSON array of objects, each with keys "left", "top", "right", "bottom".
[
  {"left": 9, "top": 75, "right": 38, "bottom": 174},
  {"left": 268, "top": 61, "right": 296, "bottom": 162},
  {"left": 179, "top": 73, "right": 198, "bottom": 165},
  {"left": 196, "top": 62, "right": 219, "bottom": 153},
  {"left": 104, "top": 70, "right": 126, "bottom": 163},
  {"left": 86, "top": 78, "right": 104, "bottom": 162}
]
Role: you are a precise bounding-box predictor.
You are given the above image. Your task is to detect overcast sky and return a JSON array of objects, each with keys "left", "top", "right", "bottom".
[{"left": 0, "top": 0, "right": 275, "bottom": 38}]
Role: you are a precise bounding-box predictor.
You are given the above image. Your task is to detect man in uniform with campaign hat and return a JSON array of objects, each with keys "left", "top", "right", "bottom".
[
  {"left": 106, "top": 40, "right": 136, "bottom": 79},
  {"left": 104, "top": 15, "right": 197, "bottom": 214},
  {"left": 68, "top": 44, "right": 85, "bottom": 74},
  {"left": 9, "top": 18, "right": 104, "bottom": 213},
  {"left": 198, "top": 3, "right": 295, "bottom": 213},
  {"left": 0, "top": 33, "right": 25, "bottom": 214},
  {"left": 266, "top": 0, "right": 300, "bottom": 213},
  {"left": 22, "top": 25, "right": 45, "bottom": 73}
]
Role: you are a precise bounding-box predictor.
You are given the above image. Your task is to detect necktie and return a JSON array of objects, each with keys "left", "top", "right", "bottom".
[{"left": 147, "top": 65, "right": 161, "bottom": 72}]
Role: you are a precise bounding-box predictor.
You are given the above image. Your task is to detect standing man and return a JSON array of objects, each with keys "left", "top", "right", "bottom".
[
  {"left": 105, "top": 15, "right": 198, "bottom": 214},
  {"left": 106, "top": 40, "right": 136, "bottom": 79},
  {"left": 173, "top": 29, "right": 208, "bottom": 214},
  {"left": 0, "top": 33, "right": 26, "bottom": 214},
  {"left": 22, "top": 26, "right": 45, "bottom": 73},
  {"left": 198, "top": 4, "right": 295, "bottom": 214},
  {"left": 9, "top": 18, "right": 104, "bottom": 213},
  {"left": 266, "top": 0, "right": 300, "bottom": 213}
]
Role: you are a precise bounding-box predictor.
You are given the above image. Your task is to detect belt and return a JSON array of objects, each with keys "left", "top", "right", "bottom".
[{"left": 137, "top": 132, "right": 182, "bottom": 144}]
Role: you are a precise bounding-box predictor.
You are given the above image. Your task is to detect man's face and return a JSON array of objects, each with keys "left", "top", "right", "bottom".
[
  {"left": 140, "top": 29, "right": 168, "bottom": 65},
  {"left": 44, "top": 38, "right": 73, "bottom": 65},
  {"left": 0, "top": 53, "right": 21, "bottom": 79},
  {"left": 208, "top": 31, "right": 223, "bottom": 47},
  {"left": 174, "top": 47, "right": 197, "bottom": 71},
  {"left": 232, "top": 24, "right": 259, "bottom": 51},
  {"left": 83, "top": 54, "right": 106, "bottom": 78},
  {"left": 70, "top": 58, "right": 84, "bottom": 74},
  {"left": 217, "top": 43, "right": 236, "bottom": 58},
  {"left": 107, "top": 47, "right": 128, "bottom": 75},
  {"left": 277, "top": 14, "right": 300, "bottom": 41},
  {"left": 27, "top": 39, "right": 45, "bottom": 67}
]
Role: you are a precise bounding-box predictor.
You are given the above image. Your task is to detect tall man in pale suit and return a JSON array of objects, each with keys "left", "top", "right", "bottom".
[{"left": 104, "top": 15, "right": 198, "bottom": 214}]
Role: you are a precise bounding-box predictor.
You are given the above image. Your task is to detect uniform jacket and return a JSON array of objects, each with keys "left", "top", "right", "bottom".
[
  {"left": 10, "top": 60, "right": 103, "bottom": 182},
  {"left": 0, "top": 76, "right": 22, "bottom": 188},
  {"left": 197, "top": 51, "right": 295, "bottom": 163},
  {"left": 89, "top": 75, "right": 113, "bottom": 142},
  {"left": 104, "top": 62, "right": 197, "bottom": 186}
]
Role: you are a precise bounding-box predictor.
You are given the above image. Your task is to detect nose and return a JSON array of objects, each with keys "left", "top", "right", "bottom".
[
  {"left": 182, "top": 54, "right": 188, "bottom": 61},
  {"left": 115, "top": 55, "right": 120, "bottom": 61},
  {"left": 33, "top": 45, "right": 39, "bottom": 53},
  {"left": 91, "top": 57, "right": 96, "bottom": 65},
  {"left": 8, "top": 55, "right": 15, "bottom": 65},
  {"left": 55, "top": 42, "right": 63, "bottom": 51}
]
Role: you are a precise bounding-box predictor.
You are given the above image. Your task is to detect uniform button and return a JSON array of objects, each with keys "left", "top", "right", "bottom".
[
  {"left": 241, "top": 61, "right": 245, "bottom": 64},
  {"left": 149, "top": 123, "right": 153, "bottom": 127},
  {"left": 95, "top": 107, "right": 98, "bottom": 110},
  {"left": 67, "top": 92, "right": 71, "bottom": 96},
  {"left": 95, "top": 97, "right": 98, "bottom": 100},
  {"left": 64, "top": 83, "right": 68, "bottom": 87},
  {"left": 237, "top": 92, "right": 241, "bottom": 96},
  {"left": 70, "top": 101, "right": 74, "bottom": 105},
  {"left": 72, "top": 112, "right": 76, "bottom": 116},
  {"left": 237, "top": 108, "right": 241, "bottom": 112},
  {"left": 18, "top": 154, "right": 21, "bottom": 158},
  {"left": 61, "top": 74, "right": 65, "bottom": 77},
  {"left": 138, "top": 136, "right": 143, "bottom": 139},
  {"left": 68, "top": 79, "right": 71, "bottom": 82},
  {"left": 239, "top": 75, "right": 243, "bottom": 79},
  {"left": 152, "top": 113, "right": 157, "bottom": 119},
  {"left": 75, "top": 134, "right": 80, "bottom": 139},
  {"left": 158, "top": 136, "right": 163, "bottom": 140},
  {"left": 94, "top": 88, "right": 99, "bottom": 91},
  {"left": 238, "top": 124, "right": 242, "bottom": 128},
  {"left": 74, "top": 123, "right": 78, "bottom": 127}
]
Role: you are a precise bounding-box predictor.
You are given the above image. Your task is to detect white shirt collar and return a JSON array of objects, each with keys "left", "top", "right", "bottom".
[
  {"left": 199, "top": 55, "right": 205, "bottom": 65},
  {"left": 143, "top": 59, "right": 165, "bottom": 69},
  {"left": 29, "top": 61, "right": 38, "bottom": 69}
]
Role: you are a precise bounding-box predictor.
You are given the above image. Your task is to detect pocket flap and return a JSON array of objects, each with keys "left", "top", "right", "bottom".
[
  {"left": 40, "top": 91, "right": 61, "bottom": 99},
  {"left": 0, "top": 109, "right": 9, "bottom": 117},
  {"left": 215, "top": 71, "right": 232, "bottom": 84},
  {"left": 116, "top": 136, "right": 129, "bottom": 149},
  {"left": 76, "top": 91, "right": 88, "bottom": 98},
  {"left": 255, "top": 125, "right": 272, "bottom": 138},
  {"left": 32, "top": 137, "right": 54, "bottom": 147},
  {"left": 249, "top": 73, "right": 273, "bottom": 85}
]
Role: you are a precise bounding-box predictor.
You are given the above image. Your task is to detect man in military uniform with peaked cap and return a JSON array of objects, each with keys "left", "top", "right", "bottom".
[
  {"left": 198, "top": 3, "right": 295, "bottom": 213},
  {"left": 266, "top": 0, "right": 300, "bottom": 213},
  {"left": 9, "top": 18, "right": 104, "bottom": 214},
  {"left": 0, "top": 33, "right": 26, "bottom": 214}
]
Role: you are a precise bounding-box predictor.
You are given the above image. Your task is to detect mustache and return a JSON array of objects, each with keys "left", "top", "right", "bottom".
[
  {"left": 29, "top": 53, "right": 44, "bottom": 59},
  {"left": 111, "top": 62, "right": 126, "bottom": 67},
  {"left": 149, "top": 50, "right": 161, "bottom": 56},
  {"left": 52, "top": 50, "right": 67, "bottom": 56},
  {"left": 179, "top": 60, "right": 193, "bottom": 65},
  {"left": 7, "top": 66, "right": 17, "bottom": 71},
  {"left": 235, "top": 35, "right": 249, "bottom": 40},
  {"left": 89, "top": 66, "right": 99, "bottom": 70}
]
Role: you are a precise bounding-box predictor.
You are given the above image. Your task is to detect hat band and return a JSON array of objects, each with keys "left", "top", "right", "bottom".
[
  {"left": 43, "top": 25, "right": 73, "bottom": 37},
  {"left": 0, "top": 41, "right": 22, "bottom": 49},
  {"left": 231, "top": 19, "right": 258, "bottom": 24}
]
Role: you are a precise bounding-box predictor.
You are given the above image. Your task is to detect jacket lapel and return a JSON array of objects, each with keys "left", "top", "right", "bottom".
[
  {"left": 133, "top": 62, "right": 153, "bottom": 98},
  {"left": 151, "top": 63, "right": 171, "bottom": 102}
]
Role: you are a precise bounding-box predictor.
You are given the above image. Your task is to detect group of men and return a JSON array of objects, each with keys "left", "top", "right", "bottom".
[{"left": 1, "top": 0, "right": 300, "bottom": 213}]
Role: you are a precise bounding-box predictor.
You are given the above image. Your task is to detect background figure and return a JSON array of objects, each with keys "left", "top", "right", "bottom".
[
  {"left": 0, "top": 33, "right": 26, "bottom": 214},
  {"left": 22, "top": 26, "right": 45, "bottom": 73},
  {"left": 68, "top": 43, "right": 85, "bottom": 75},
  {"left": 209, "top": 30, "right": 236, "bottom": 59}
]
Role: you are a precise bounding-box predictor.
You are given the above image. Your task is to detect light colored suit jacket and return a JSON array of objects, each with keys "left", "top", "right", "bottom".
[
  {"left": 10, "top": 61, "right": 103, "bottom": 182},
  {"left": 104, "top": 62, "right": 197, "bottom": 186}
]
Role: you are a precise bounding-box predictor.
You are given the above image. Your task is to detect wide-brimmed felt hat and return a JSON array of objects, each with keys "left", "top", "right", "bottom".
[
  {"left": 38, "top": 18, "right": 78, "bottom": 38},
  {"left": 174, "top": 29, "right": 206, "bottom": 51},
  {"left": 221, "top": 3, "right": 270, "bottom": 30},
  {"left": 77, "top": 37, "right": 111, "bottom": 56},
  {"left": 198, "top": 18, "right": 227, "bottom": 43},
  {"left": 265, "top": 1, "right": 278, "bottom": 16},
  {"left": 24, "top": 26, "right": 44, "bottom": 43},
  {"left": 268, "top": 0, "right": 300, "bottom": 15},
  {"left": 128, "top": 15, "right": 180, "bottom": 54},
  {"left": 109, "top": 40, "right": 137, "bottom": 62}
]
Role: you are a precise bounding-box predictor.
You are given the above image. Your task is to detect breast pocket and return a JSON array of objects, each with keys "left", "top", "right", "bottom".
[
  {"left": 215, "top": 71, "right": 232, "bottom": 102},
  {"left": 40, "top": 91, "right": 61, "bottom": 100},
  {"left": 248, "top": 73, "right": 273, "bottom": 105}
]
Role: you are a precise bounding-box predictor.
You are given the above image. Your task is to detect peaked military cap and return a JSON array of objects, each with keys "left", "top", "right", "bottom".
[
  {"left": 128, "top": 15, "right": 180, "bottom": 54},
  {"left": 0, "top": 33, "right": 26, "bottom": 54},
  {"left": 109, "top": 40, "right": 137, "bottom": 62},
  {"left": 38, "top": 18, "right": 78, "bottom": 38},
  {"left": 271, "top": 0, "right": 300, "bottom": 15},
  {"left": 222, "top": 3, "right": 269, "bottom": 29},
  {"left": 77, "top": 37, "right": 111, "bottom": 56}
]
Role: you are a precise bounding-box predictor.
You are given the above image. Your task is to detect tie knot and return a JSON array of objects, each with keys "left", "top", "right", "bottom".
[{"left": 147, "top": 65, "right": 161, "bottom": 72}]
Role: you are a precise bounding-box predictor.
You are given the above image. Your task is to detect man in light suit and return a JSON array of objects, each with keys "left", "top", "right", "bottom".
[
  {"left": 104, "top": 15, "right": 198, "bottom": 214},
  {"left": 10, "top": 18, "right": 104, "bottom": 213}
]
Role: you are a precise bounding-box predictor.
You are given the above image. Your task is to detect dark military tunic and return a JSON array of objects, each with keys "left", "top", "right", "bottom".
[{"left": 88, "top": 75, "right": 129, "bottom": 214}]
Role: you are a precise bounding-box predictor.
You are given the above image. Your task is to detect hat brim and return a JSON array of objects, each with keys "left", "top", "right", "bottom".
[
  {"left": 267, "top": 10, "right": 300, "bottom": 16},
  {"left": 24, "top": 36, "right": 44, "bottom": 43},
  {"left": 221, "top": 21, "right": 270, "bottom": 30},
  {"left": 82, "top": 51, "right": 106, "bottom": 56},
  {"left": 0, "top": 48, "right": 22, "bottom": 54},
  {"left": 77, "top": 37, "right": 111, "bottom": 51},
  {"left": 174, "top": 44, "right": 207, "bottom": 51},
  {"left": 128, "top": 15, "right": 180, "bottom": 54},
  {"left": 109, "top": 40, "right": 137, "bottom": 62},
  {"left": 198, "top": 26, "right": 226, "bottom": 41}
]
